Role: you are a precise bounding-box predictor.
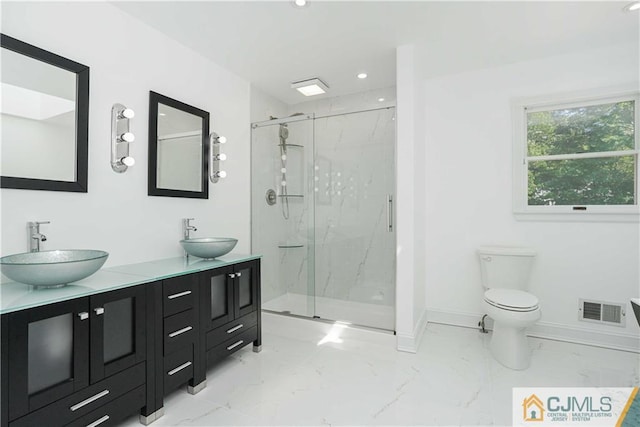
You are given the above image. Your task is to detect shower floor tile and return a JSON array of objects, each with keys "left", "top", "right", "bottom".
[{"left": 121, "top": 312, "right": 639, "bottom": 426}]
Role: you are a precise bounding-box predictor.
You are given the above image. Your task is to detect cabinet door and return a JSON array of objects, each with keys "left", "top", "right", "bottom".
[
  {"left": 7, "top": 298, "right": 90, "bottom": 420},
  {"left": 89, "top": 286, "right": 146, "bottom": 383},
  {"left": 201, "top": 266, "right": 234, "bottom": 330},
  {"left": 234, "top": 260, "right": 259, "bottom": 319}
]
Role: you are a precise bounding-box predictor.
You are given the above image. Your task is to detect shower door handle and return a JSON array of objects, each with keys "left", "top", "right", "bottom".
[{"left": 387, "top": 194, "right": 393, "bottom": 232}]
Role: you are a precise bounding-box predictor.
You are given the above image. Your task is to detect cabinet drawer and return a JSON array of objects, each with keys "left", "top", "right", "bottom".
[
  {"left": 164, "top": 309, "right": 196, "bottom": 356},
  {"left": 66, "top": 385, "right": 145, "bottom": 427},
  {"left": 164, "top": 346, "right": 194, "bottom": 392},
  {"left": 163, "top": 275, "right": 197, "bottom": 317},
  {"left": 205, "top": 311, "right": 257, "bottom": 350},
  {"left": 206, "top": 326, "right": 257, "bottom": 367},
  {"left": 10, "top": 362, "right": 145, "bottom": 427}
]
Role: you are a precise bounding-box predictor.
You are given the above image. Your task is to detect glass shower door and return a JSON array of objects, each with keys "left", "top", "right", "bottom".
[
  {"left": 313, "top": 108, "right": 396, "bottom": 330},
  {"left": 251, "top": 117, "right": 315, "bottom": 318}
]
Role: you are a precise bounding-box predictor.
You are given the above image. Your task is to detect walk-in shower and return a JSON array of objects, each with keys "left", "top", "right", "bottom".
[{"left": 251, "top": 107, "right": 396, "bottom": 331}]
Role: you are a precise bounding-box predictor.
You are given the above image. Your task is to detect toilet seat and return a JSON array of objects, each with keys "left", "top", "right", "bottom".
[{"left": 484, "top": 288, "right": 539, "bottom": 312}]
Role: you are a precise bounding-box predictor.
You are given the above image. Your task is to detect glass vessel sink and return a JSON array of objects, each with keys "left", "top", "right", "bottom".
[
  {"left": 180, "top": 237, "right": 238, "bottom": 259},
  {"left": 0, "top": 249, "right": 109, "bottom": 288}
]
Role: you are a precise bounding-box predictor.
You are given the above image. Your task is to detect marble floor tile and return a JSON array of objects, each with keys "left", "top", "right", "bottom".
[{"left": 122, "top": 313, "right": 640, "bottom": 427}]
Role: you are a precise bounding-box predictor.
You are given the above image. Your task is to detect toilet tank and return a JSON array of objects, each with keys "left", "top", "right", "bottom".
[{"left": 477, "top": 246, "right": 536, "bottom": 290}]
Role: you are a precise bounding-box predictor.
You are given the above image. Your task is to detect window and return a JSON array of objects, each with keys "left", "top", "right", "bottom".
[{"left": 513, "top": 89, "right": 639, "bottom": 221}]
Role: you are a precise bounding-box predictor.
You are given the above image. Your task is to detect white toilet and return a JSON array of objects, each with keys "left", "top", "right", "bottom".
[{"left": 478, "top": 246, "right": 541, "bottom": 370}]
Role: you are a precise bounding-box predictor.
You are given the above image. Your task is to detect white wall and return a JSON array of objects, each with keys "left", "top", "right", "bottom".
[
  {"left": 395, "top": 45, "right": 428, "bottom": 352},
  {"left": 288, "top": 86, "right": 396, "bottom": 116},
  {"left": 1, "top": 2, "right": 251, "bottom": 267},
  {"left": 422, "top": 43, "right": 640, "bottom": 351},
  {"left": 250, "top": 85, "right": 288, "bottom": 124}
]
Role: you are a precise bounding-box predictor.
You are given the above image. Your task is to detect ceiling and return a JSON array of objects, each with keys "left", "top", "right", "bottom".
[{"left": 114, "top": 1, "right": 639, "bottom": 105}]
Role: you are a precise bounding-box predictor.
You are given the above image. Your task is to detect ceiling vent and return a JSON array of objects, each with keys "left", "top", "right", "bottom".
[
  {"left": 579, "top": 299, "right": 625, "bottom": 327},
  {"left": 291, "top": 78, "right": 329, "bottom": 97}
]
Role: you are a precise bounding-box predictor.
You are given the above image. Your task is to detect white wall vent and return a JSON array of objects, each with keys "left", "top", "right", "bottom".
[{"left": 578, "top": 299, "right": 625, "bottom": 327}]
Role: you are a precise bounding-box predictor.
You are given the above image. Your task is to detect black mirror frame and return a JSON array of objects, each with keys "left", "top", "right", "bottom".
[
  {"left": 148, "top": 91, "right": 209, "bottom": 199},
  {"left": 0, "top": 34, "right": 89, "bottom": 193}
]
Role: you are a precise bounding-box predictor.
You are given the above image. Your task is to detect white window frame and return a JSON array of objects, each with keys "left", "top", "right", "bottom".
[{"left": 512, "top": 87, "right": 640, "bottom": 222}]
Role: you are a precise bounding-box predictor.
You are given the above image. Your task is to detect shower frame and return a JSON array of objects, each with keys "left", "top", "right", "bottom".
[{"left": 251, "top": 106, "right": 396, "bottom": 331}]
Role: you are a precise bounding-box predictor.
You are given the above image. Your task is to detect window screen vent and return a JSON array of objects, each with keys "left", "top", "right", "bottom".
[{"left": 579, "top": 299, "right": 625, "bottom": 327}]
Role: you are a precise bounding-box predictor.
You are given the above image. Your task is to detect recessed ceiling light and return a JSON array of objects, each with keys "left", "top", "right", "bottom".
[
  {"left": 357, "top": 73, "right": 368, "bottom": 79},
  {"left": 624, "top": 1, "right": 640, "bottom": 11},
  {"left": 291, "top": 78, "right": 329, "bottom": 96},
  {"left": 293, "top": 0, "right": 307, "bottom": 7},
  {"left": 378, "top": 97, "right": 385, "bottom": 102}
]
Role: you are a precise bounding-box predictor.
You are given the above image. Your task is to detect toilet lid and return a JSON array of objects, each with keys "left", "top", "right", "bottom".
[{"left": 484, "top": 289, "right": 539, "bottom": 312}]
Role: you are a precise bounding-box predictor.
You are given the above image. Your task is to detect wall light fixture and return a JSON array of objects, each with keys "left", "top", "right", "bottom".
[
  {"left": 210, "top": 132, "right": 227, "bottom": 183},
  {"left": 111, "top": 103, "right": 135, "bottom": 173}
]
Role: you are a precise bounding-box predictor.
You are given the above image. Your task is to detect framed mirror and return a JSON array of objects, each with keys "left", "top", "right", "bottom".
[
  {"left": 1, "top": 34, "right": 89, "bottom": 192},
  {"left": 148, "top": 91, "right": 209, "bottom": 199}
]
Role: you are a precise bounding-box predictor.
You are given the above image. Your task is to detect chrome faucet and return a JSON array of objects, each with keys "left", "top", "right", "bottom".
[
  {"left": 182, "top": 218, "right": 197, "bottom": 259},
  {"left": 183, "top": 218, "right": 197, "bottom": 240},
  {"left": 28, "top": 221, "right": 50, "bottom": 252}
]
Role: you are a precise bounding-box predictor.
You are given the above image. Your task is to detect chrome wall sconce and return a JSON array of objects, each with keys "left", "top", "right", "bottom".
[
  {"left": 111, "top": 103, "right": 135, "bottom": 173},
  {"left": 209, "top": 132, "right": 227, "bottom": 183}
]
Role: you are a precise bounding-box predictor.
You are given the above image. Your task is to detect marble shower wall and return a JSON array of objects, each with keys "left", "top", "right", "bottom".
[
  {"left": 313, "top": 108, "right": 396, "bottom": 310},
  {"left": 251, "top": 119, "right": 314, "bottom": 313},
  {"left": 278, "top": 119, "right": 314, "bottom": 306}
]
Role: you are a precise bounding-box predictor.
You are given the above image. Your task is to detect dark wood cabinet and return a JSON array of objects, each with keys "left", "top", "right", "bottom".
[
  {"left": 90, "top": 285, "right": 147, "bottom": 383},
  {"left": 155, "top": 273, "right": 203, "bottom": 402},
  {"left": 6, "top": 298, "right": 90, "bottom": 419},
  {"left": 201, "top": 260, "right": 262, "bottom": 367},
  {"left": 1, "top": 257, "right": 261, "bottom": 427},
  {"left": 1, "top": 284, "right": 150, "bottom": 427}
]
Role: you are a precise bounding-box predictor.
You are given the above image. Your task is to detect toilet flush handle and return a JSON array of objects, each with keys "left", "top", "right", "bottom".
[{"left": 481, "top": 256, "right": 492, "bottom": 262}]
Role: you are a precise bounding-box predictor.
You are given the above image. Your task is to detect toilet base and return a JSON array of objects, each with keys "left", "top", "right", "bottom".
[{"left": 490, "top": 322, "right": 532, "bottom": 370}]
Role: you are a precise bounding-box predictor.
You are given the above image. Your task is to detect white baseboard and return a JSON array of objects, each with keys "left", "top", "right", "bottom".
[
  {"left": 426, "top": 308, "right": 640, "bottom": 353},
  {"left": 396, "top": 307, "right": 428, "bottom": 353}
]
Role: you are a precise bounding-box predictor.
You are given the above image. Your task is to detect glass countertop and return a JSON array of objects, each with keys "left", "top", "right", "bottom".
[{"left": 1, "top": 253, "right": 260, "bottom": 314}]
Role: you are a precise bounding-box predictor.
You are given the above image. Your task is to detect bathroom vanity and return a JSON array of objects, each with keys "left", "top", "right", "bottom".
[{"left": 0, "top": 254, "right": 261, "bottom": 427}]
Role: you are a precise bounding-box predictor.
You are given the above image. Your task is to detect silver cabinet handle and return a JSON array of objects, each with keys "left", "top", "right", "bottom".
[
  {"left": 226, "top": 340, "right": 244, "bottom": 351},
  {"left": 226, "top": 324, "right": 243, "bottom": 334},
  {"left": 228, "top": 273, "right": 236, "bottom": 279},
  {"left": 78, "top": 312, "right": 89, "bottom": 321},
  {"left": 168, "top": 361, "right": 192, "bottom": 376},
  {"left": 86, "top": 415, "right": 110, "bottom": 427},
  {"left": 168, "top": 326, "right": 193, "bottom": 338},
  {"left": 70, "top": 389, "right": 110, "bottom": 411},
  {"left": 94, "top": 307, "right": 104, "bottom": 316},
  {"left": 236, "top": 272, "right": 242, "bottom": 277},
  {"left": 168, "top": 290, "right": 192, "bottom": 299}
]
